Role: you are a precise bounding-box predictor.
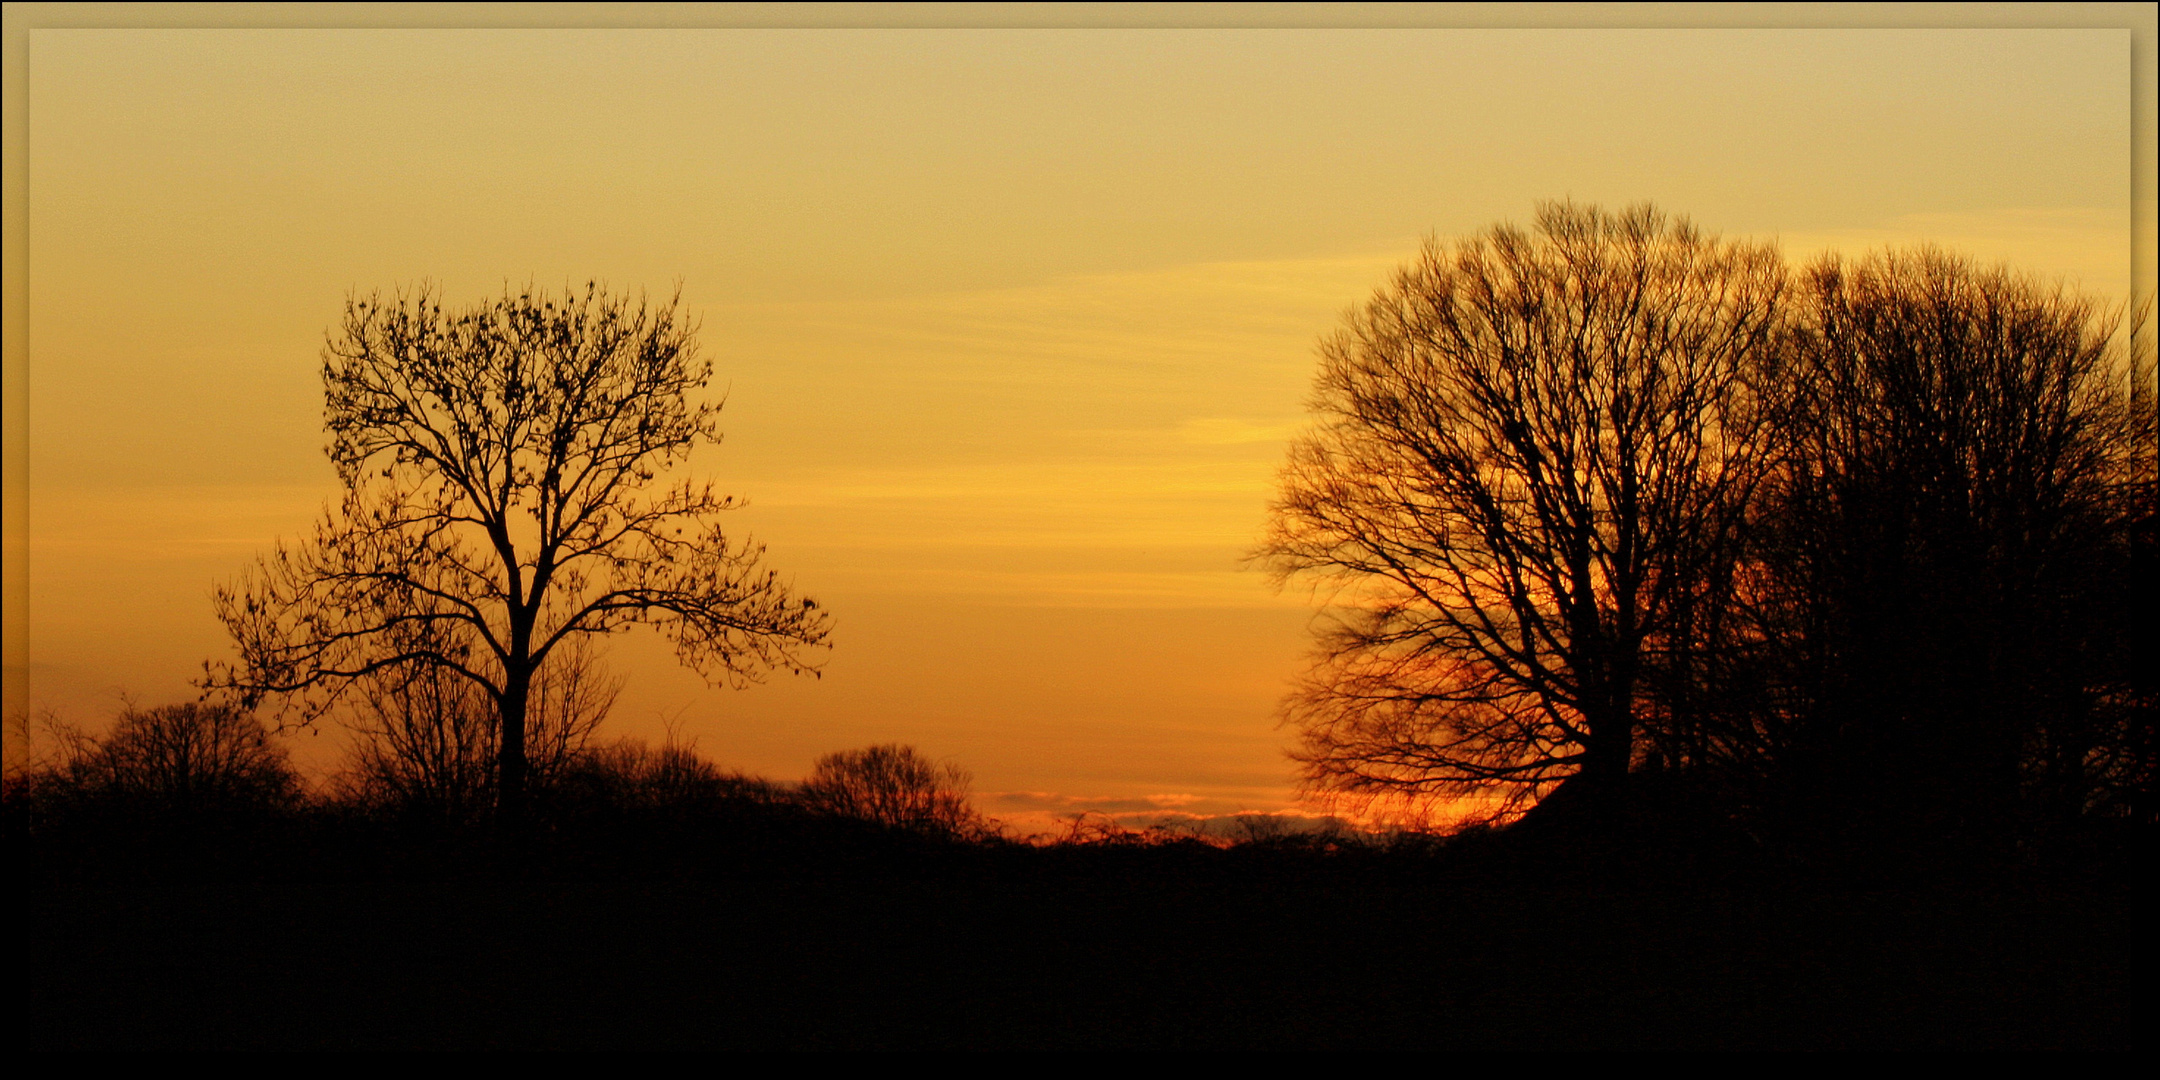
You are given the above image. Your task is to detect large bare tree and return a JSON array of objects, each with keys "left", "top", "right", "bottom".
[
  {"left": 1257, "top": 203, "right": 1786, "bottom": 822},
  {"left": 206, "top": 282, "right": 830, "bottom": 816}
]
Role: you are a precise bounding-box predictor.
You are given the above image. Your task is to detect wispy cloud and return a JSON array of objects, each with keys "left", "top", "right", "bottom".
[
  {"left": 990, "top": 790, "right": 1211, "bottom": 813},
  {"left": 1177, "top": 418, "right": 1302, "bottom": 446}
]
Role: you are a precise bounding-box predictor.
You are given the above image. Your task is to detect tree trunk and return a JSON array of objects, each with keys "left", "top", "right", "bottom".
[
  {"left": 1517, "top": 675, "right": 1638, "bottom": 839},
  {"left": 498, "top": 665, "right": 531, "bottom": 824},
  {"left": 1572, "top": 658, "right": 1640, "bottom": 826}
]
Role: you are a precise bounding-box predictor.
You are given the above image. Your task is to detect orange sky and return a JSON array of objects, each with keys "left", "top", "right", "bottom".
[{"left": 5, "top": 16, "right": 2149, "bottom": 831}]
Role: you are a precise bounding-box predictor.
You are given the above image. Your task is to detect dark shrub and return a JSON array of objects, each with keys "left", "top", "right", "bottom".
[
  {"left": 801, "top": 744, "right": 991, "bottom": 840},
  {"left": 42, "top": 702, "right": 301, "bottom": 814}
]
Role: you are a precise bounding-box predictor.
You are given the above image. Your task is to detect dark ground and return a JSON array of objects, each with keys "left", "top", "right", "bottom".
[{"left": 19, "top": 864, "right": 2137, "bottom": 1050}]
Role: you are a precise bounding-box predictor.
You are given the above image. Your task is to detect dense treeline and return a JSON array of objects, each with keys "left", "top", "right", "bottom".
[
  {"left": 1735, "top": 252, "right": 2155, "bottom": 869},
  {"left": 5, "top": 706, "right": 1009, "bottom": 883},
  {"left": 8, "top": 705, "right": 2135, "bottom": 1051},
  {"left": 9, "top": 705, "right": 1398, "bottom": 884}
]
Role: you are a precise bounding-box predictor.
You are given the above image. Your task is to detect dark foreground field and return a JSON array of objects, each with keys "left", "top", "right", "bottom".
[{"left": 20, "top": 858, "right": 2136, "bottom": 1050}]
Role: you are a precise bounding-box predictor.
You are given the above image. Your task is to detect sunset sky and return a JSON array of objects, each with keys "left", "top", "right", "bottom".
[{"left": 8, "top": 15, "right": 2148, "bottom": 830}]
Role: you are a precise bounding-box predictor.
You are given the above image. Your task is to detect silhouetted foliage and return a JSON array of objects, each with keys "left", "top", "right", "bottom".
[
  {"left": 800, "top": 744, "right": 990, "bottom": 839},
  {"left": 1257, "top": 202, "right": 1786, "bottom": 824},
  {"left": 548, "top": 735, "right": 782, "bottom": 812},
  {"left": 1261, "top": 205, "right": 2154, "bottom": 867},
  {"left": 204, "top": 282, "right": 830, "bottom": 818},
  {"left": 30, "top": 703, "right": 302, "bottom": 816}
]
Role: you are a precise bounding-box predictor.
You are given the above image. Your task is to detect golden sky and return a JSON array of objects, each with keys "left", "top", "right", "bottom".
[{"left": 8, "top": 17, "right": 2148, "bottom": 829}]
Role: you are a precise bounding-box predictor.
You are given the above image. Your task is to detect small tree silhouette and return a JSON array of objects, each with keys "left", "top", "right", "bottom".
[
  {"left": 45, "top": 703, "right": 300, "bottom": 814},
  {"left": 800, "top": 744, "right": 985, "bottom": 838}
]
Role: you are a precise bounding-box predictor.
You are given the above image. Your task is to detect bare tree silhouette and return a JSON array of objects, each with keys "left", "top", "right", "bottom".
[
  {"left": 801, "top": 744, "right": 986, "bottom": 839},
  {"left": 42, "top": 703, "right": 301, "bottom": 814},
  {"left": 206, "top": 282, "right": 830, "bottom": 819},
  {"left": 1256, "top": 202, "right": 1786, "bottom": 824}
]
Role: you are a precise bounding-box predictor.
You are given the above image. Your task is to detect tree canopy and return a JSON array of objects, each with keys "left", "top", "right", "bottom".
[
  {"left": 1258, "top": 202, "right": 1786, "bottom": 821},
  {"left": 207, "top": 282, "right": 831, "bottom": 813}
]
